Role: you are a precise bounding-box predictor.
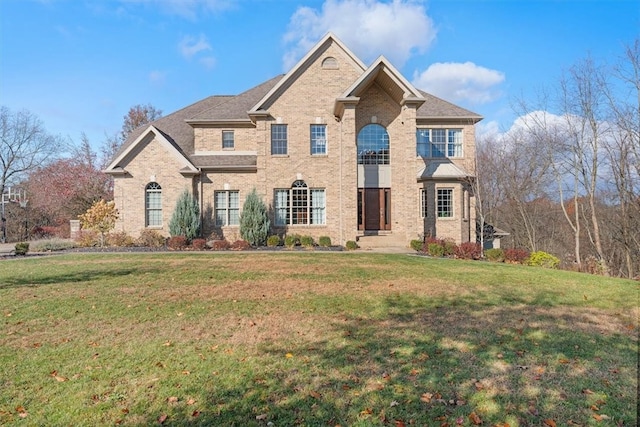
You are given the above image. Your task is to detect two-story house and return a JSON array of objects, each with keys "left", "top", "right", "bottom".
[{"left": 105, "top": 33, "right": 482, "bottom": 248}]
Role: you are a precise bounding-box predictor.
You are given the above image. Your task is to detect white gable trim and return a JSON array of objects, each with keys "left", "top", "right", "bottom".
[
  {"left": 104, "top": 125, "right": 198, "bottom": 174},
  {"left": 249, "top": 33, "right": 366, "bottom": 114},
  {"left": 340, "top": 55, "right": 424, "bottom": 100}
]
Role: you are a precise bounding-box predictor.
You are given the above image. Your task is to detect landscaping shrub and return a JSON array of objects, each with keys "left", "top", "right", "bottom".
[
  {"left": 267, "top": 235, "right": 282, "bottom": 247},
  {"left": 167, "top": 235, "right": 188, "bottom": 250},
  {"left": 318, "top": 236, "right": 332, "bottom": 247},
  {"left": 78, "top": 199, "right": 119, "bottom": 247},
  {"left": 485, "top": 248, "right": 505, "bottom": 262},
  {"left": 455, "top": 241, "right": 481, "bottom": 260},
  {"left": 230, "top": 239, "right": 252, "bottom": 250},
  {"left": 427, "top": 242, "right": 445, "bottom": 257},
  {"left": 345, "top": 240, "right": 358, "bottom": 250},
  {"left": 527, "top": 251, "right": 560, "bottom": 269},
  {"left": 75, "top": 230, "right": 99, "bottom": 247},
  {"left": 14, "top": 242, "right": 29, "bottom": 255},
  {"left": 29, "top": 238, "right": 76, "bottom": 252},
  {"left": 136, "top": 229, "right": 166, "bottom": 248},
  {"left": 107, "top": 231, "right": 135, "bottom": 247},
  {"left": 443, "top": 239, "right": 458, "bottom": 256},
  {"left": 30, "top": 226, "right": 63, "bottom": 239},
  {"left": 169, "top": 190, "right": 200, "bottom": 240},
  {"left": 191, "top": 238, "right": 207, "bottom": 250},
  {"left": 211, "top": 239, "right": 230, "bottom": 251},
  {"left": 505, "top": 248, "right": 530, "bottom": 264},
  {"left": 410, "top": 239, "right": 424, "bottom": 252},
  {"left": 284, "top": 234, "right": 300, "bottom": 248},
  {"left": 300, "top": 235, "right": 314, "bottom": 248},
  {"left": 239, "top": 188, "right": 270, "bottom": 246}
]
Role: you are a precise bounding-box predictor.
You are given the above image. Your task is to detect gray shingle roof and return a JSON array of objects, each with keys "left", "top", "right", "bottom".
[
  {"left": 190, "top": 154, "right": 257, "bottom": 170},
  {"left": 416, "top": 90, "right": 482, "bottom": 121}
]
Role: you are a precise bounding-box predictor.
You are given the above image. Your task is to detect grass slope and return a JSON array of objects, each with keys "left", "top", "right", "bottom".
[{"left": 0, "top": 253, "right": 637, "bottom": 426}]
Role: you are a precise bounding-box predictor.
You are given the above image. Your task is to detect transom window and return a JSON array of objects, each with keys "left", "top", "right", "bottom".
[
  {"left": 222, "top": 131, "right": 234, "bottom": 149},
  {"left": 357, "top": 124, "right": 389, "bottom": 165},
  {"left": 271, "top": 124, "right": 288, "bottom": 155},
  {"left": 215, "top": 190, "right": 239, "bottom": 226},
  {"left": 416, "top": 128, "right": 463, "bottom": 158},
  {"left": 437, "top": 188, "right": 454, "bottom": 218},
  {"left": 310, "top": 124, "right": 327, "bottom": 155},
  {"left": 145, "top": 182, "right": 162, "bottom": 227},
  {"left": 275, "top": 180, "right": 325, "bottom": 226}
]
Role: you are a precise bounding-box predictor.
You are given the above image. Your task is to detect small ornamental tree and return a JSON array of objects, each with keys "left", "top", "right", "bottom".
[
  {"left": 78, "top": 199, "right": 119, "bottom": 247},
  {"left": 239, "top": 188, "right": 270, "bottom": 246},
  {"left": 169, "top": 190, "right": 200, "bottom": 240}
]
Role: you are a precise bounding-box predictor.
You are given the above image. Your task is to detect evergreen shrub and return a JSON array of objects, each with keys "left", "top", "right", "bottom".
[
  {"left": 169, "top": 190, "right": 200, "bottom": 240},
  {"left": 239, "top": 188, "right": 270, "bottom": 246}
]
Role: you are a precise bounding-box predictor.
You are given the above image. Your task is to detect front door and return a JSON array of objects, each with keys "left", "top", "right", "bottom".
[{"left": 358, "top": 188, "right": 391, "bottom": 231}]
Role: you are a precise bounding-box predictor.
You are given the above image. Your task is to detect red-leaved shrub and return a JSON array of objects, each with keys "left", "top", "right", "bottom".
[
  {"left": 167, "top": 235, "right": 188, "bottom": 250},
  {"left": 455, "top": 242, "right": 481, "bottom": 260},
  {"left": 191, "top": 238, "right": 207, "bottom": 250},
  {"left": 230, "top": 240, "right": 252, "bottom": 250},
  {"left": 504, "top": 248, "right": 530, "bottom": 264}
]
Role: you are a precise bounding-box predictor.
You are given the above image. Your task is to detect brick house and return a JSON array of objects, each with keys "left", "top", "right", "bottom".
[{"left": 105, "top": 33, "right": 482, "bottom": 248}]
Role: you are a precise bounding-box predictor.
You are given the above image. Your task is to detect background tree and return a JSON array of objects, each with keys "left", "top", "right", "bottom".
[
  {"left": 78, "top": 199, "right": 118, "bottom": 247},
  {"left": 239, "top": 188, "right": 270, "bottom": 246},
  {"left": 120, "top": 104, "right": 162, "bottom": 142},
  {"left": 0, "top": 106, "right": 63, "bottom": 195},
  {"left": 169, "top": 190, "right": 200, "bottom": 240}
]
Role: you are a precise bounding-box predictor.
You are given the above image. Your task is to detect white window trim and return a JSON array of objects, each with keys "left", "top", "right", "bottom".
[
  {"left": 416, "top": 128, "right": 464, "bottom": 158},
  {"left": 214, "top": 190, "right": 240, "bottom": 227},
  {"left": 436, "top": 187, "right": 455, "bottom": 219}
]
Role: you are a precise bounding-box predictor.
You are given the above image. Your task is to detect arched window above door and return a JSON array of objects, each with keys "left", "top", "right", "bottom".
[{"left": 357, "top": 124, "right": 389, "bottom": 165}]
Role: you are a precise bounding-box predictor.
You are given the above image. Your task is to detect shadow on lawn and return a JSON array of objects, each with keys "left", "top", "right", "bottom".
[
  {"left": 134, "top": 295, "right": 637, "bottom": 426},
  {"left": 0, "top": 268, "right": 139, "bottom": 290}
]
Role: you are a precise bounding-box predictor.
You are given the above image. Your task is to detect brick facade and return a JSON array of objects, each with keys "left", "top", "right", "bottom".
[{"left": 106, "top": 34, "right": 482, "bottom": 247}]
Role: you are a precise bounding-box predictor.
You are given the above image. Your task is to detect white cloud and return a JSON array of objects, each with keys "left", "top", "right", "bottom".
[
  {"left": 412, "top": 62, "right": 505, "bottom": 105},
  {"left": 179, "top": 34, "right": 212, "bottom": 59},
  {"left": 199, "top": 56, "right": 216, "bottom": 70},
  {"left": 283, "top": 0, "right": 436, "bottom": 70}
]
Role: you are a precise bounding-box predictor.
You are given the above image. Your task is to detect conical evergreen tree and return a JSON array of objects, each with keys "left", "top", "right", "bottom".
[
  {"left": 239, "top": 188, "right": 270, "bottom": 246},
  {"left": 169, "top": 189, "right": 200, "bottom": 240}
]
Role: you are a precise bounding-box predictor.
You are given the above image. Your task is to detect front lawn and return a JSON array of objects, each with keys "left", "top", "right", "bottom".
[{"left": 1, "top": 253, "right": 637, "bottom": 426}]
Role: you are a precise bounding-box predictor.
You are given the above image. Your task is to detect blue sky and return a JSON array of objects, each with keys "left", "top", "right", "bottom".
[{"left": 1, "top": 0, "right": 638, "bottom": 151}]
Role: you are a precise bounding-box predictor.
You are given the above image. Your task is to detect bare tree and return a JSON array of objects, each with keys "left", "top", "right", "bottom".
[
  {"left": 0, "top": 106, "right": 63, "bottom": 195},
  {"left": 120, "top": 103, "right": 162, "bottom": 142}
]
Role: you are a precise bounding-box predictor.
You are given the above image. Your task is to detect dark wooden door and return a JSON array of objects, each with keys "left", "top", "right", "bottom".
[{"left": 364, "top": 188, "right": 381, "bottom": 230}]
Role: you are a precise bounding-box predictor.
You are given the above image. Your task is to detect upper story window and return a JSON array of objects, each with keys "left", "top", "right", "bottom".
[
  {"left": 145, "top": 182, "right": 162, "bottom": 227},
  {"left": 271, "top": 124, "right": 288, "bottom": 155},
  {"left": 357, "top": 124, "right": 389, "bottom": 165},
  {"left": 417, "top": 128, "right": 463, "bottom": 158},
  {"left": 222, "top": 131, "right": 234, "bottom": 149},
  {"left": 310, "top": 124, "right": 327, "bottom": 155},
  {"left": 322, "top": 57, "right": 338, "bottom": 69}
]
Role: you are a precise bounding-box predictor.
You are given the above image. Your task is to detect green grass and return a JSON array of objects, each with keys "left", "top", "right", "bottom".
[{"left": 0, "top": 253, "right": 637, "bottom": 426}]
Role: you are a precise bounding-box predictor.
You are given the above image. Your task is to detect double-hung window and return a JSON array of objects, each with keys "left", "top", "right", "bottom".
[
  {"left": 437, "top": 188, "right": 454, "bottom": 218},
  {"left": 274, "top": 180, "right": 325, "bottom": 226},
  {"left": 222, "top": 131, "right": 234, "bottom": 149},
  {"left": 310, "top": 124, "right": 327, "bottom": 155},
  {"left": 420, "top": 188, "right": 428, "bottom": 218},
  {"left": 271, "top": 124, "right": 288, "bottom": 155},
  {"left": 416, "top": 128, "right": 463, "bottom": 158},
  {"left": 215, "top": 190, "right": 239, "bottom": 226}
]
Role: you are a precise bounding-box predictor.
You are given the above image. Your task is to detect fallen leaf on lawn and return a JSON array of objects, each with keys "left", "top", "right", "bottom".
[
  {"left": 167, "top": 396, "right": 178, "bottom": 404},
  {"left": 182, "top": 370, "right": 190, "bottom": 375},
  {"left": 582, "top": 388, "right": 595, "bottom": 394},
  {"left": 191, "top": 410, "right": 200, "bottom": 417},
  {"left": 360, "top": 408, "right": 373, "bottom": 415},
  {"left": 592, "top": 414, "right": 609, "bottom": 421},
  {"left": 285, "top": 353, "right": 293, "bottom": 358},
  {"left": 395, "top": 420, "right": 406, "bottom": 427},
  {"left": 309, "top": 390, "right": 321, "bottom": 399},
  {"left": 55, "top": 375, "right": 68, "bottom": 382},
  {"left": 382, "top": 372, "right": 391, "bottom": 380},
  {"left": 474, "top": 382, "right": 484, "bottom": 390},
  {"left": 493, "top": 423, "right": 510, "bottom": 427},
  {"left": 567, "top": 420, "right": 583, "bottom": 426},
  {"left": 158, "top": 414, "right": 168, "bottom": 424},
  {"left": 420, "top": 392, "right": 433, "bottom": 403},
  {"left": 558, "top": 358, "right": 570, "bottom": 364},
  {"left": 186, "top": 398, "right": 196, "bottom": 405},
  {"left": 543, "top": 419, "right": 557, "bottom": 427},
  {"left": 456, "top": 417, "right": 464, "bottom": 425},
  {"left": 469, "top": 412, "right": 482, "bottom": 425},
  {"left": 390, "top": 400, "right": 399, "bottom": 407},
  {"left": 163, "top": 341, "right": 171, "bottom": 346},
  {"left": 410, "top": 368, "right": 420, "bottom": 375},
  {"left": 590, "top": 404, "right": 599, "bottom": 411},
  {"left": 342, "top": 384, "right": 351, "bottom": 390},
  {"left": 256, "top": 413, "right": 268, "bottom": 420}
]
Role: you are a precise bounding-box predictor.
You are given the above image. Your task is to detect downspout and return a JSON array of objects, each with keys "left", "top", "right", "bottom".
[
  {"left": 339, "top": 118, "right": 343, "bottom": 246},
  {"left": 199, "top": 169, "right": 204, "bottom": 237}
]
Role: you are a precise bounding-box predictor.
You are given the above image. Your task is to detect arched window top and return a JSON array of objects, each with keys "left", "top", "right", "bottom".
[
  {"left": 146, "top": 182, "right": 161, "bottom": 191},
  {"left": 357, "top": 124, "right": 390, "bottom": 165},
  {"left": 292, "top": 180, "right": 307, "bottom": 188},
  {"left": 321, "top": 56, "right": 338, "bottom": 69}
]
